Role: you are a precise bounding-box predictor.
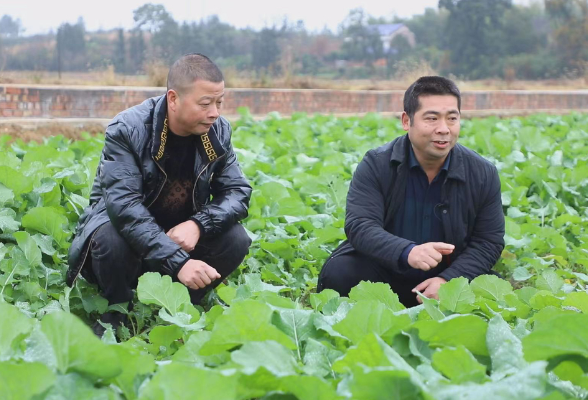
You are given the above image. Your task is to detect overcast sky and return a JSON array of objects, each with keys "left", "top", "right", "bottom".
[{"left": 5, "top": 0, "right": 447, "bottom": 35}]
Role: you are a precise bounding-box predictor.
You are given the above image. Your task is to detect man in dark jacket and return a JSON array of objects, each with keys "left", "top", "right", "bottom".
[
  {"left": 67, "top": 54, "right": 252, "bottom": 332},
  {"left": 318, "top": 76, "right": 504, "bottom": 307}
]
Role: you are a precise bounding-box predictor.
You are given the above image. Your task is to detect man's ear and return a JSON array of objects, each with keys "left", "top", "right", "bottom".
[
  {"left": 167, "top": 89, "right": 179, "bottom": 112},
  {"left": 401, "top": 112, "right": 411, "bottom": 131}
]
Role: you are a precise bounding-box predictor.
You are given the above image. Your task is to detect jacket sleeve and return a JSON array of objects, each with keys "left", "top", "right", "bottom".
[
  {"left": 438, "top": 165, "right": 505, "bottom": 281},
  {"left": 191, "top": 133, "right": 252, "bottom": 237},
  {"left": 100, "top": 123, "right": 190, "bottom": 276},
  {"left": 344, "top": 151, "right": 413, "bottom": 273}
]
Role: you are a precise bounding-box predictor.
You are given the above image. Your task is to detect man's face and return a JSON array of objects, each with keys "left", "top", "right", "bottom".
[
  {"left": 401, "top": 95, "right": 460, "bottom": 164},
  {"left": 168, "top": 80, "right": 225, "bottom": 136}
]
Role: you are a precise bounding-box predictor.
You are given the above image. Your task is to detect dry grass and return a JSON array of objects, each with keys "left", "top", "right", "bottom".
[{"left": 1, "top": 69, "right": 587, "bottom": 91}]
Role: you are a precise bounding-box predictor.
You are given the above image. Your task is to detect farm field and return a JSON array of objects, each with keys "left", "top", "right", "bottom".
[{"left": 1, "top": 111, "right": 588, "bottom": 399}]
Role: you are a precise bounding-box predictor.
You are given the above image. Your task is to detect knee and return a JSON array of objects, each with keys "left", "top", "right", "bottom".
[
  {"left": 229, "top": 223, "right": 252, "bottom": 258},
  {"left": 318, "top": 258, "right": 357, "bottom": 297},
  {"left": 213, "top": 223, "right": 251, "bottom": 259},
  {"left": 91, "top": 222, "right": 137, "bottom": 263}
]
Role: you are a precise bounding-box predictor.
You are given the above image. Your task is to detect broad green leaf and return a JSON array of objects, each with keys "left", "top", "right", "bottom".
[
  {"left": 535, "top": 269, "right": 564, "bottom": 294},
  {"left": 0, "top": 183, "right": 14, "bottom": 205},
  {"left": 433, "top": 362, "right": 548, "bottom": 400},
  {"left": 231, "top": 340, "right": 298, "bottom": 377},
  {"left": 172, "top": 331, "right": 229, "bottom": 368},
  {"left": 0, "top": 208, "right": 20, "bottom": 232},
  {"left": 272, "top": 308, "right": 317, "bottom": 356},
  {"left": 200, "top": 300, "right": 296, "bottom": 355},
  {"left": 438, "top": 277, "right": 476, "bottom": 313},
  {"left": 21, "top": 207, "right": 70, "bottom": 248},
  {"left": 310, "top": 289, "right": 340, "bottom": 312},
  {"left": 523, "top": 313, "right": 588, "bottom": 361},
  {"left": 333, "top": 300, "right": 411, "bottom": 344},
  {"left": 107, "top": 345, "right": 156, "bottom": 400},
  {"left": 0, "top": 302, "right": 34, "bottom": 360},
  {"left": 333, "top": 333, "right": 427, "bottom": 393},
  {"left": 486, "top": 314, "right": 527, "bottom": 379},
  {"left": 40, "top": 311, "right": 122, "bottom": 380},
  {"left": 471, "top": 275, "right": 513, "bottom": 302},
  {"left": 14, "top": 231, "right": 42, "bottom": 268},
  {"left": 148, "top": 325, "right": 183, "bottom": 354},
  {"left": 42, "top": 372, "right": 119, "bottom": 400},
  {"left": 418, "top": 293, "right": 446, "bottom": 321},
  {"left": 415, "top": 315, "right": 489, "bottom": 356},
  {"left": 0, "top": 165, "right": 34, "bottom": 196},
  {"left": 278, "top": 375, "right": 342, "bottom": 400},
  {"left": 137, "top": 272, "right": 190, "bottom": 315},
  {"left": 432, "top": 345, "right": 488, "bottom": 384},
  {"left": 348, "top": 368, "right": 430, "bottom": 400},
  {"left": 140, "top": 363, "right": 240, "bottom": 400},
  {"left": 0, "top": 361, "right": 55, "bottom": 400},
  {"left": 348, "top": 281, "right": 405, "bottom": 312},
  {"left": 563, "top": 292, "right": 588, "bottom": 313},
  {"left": 552, "top": 361, "right": 588, "bottom": 390},
  {"left": 302, "top": 338, "right": 343, "bottom": 379}
]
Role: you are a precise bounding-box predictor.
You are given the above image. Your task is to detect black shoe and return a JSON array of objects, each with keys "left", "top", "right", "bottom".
[{"left": 92, "top": 311, "right": 128, "bottom": 338}]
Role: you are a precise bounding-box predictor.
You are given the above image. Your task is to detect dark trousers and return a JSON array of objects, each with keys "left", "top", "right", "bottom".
[
  {"left": 86, "top": 221, "right": 251, "bottom": 306},
  {"left": 317, "top": 252, "right": 421, "bottom": 308}
]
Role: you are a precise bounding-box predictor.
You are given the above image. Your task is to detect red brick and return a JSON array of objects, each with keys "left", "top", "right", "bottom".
[{"left": 6, "top": 87, "right": 21, "bottom": 95}]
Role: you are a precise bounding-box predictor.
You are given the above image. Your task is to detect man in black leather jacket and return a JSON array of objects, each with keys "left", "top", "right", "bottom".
[
  {"left": 67, "top": 54, "right": 252, "bottom": 332},
  {"left": 318, "top": 76, "right": 505, "bottom": 307}
]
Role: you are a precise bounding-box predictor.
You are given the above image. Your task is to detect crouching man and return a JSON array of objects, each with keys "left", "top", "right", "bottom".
[
  {"left": 67, "top": 54, "right": 252, "bottom": 334},
  {"left": 318, "top": 76, "right": 504, "bottom": 307}
]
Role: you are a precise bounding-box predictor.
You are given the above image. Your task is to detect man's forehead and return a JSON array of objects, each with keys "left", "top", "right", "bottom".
[{"left": 417, "top": 94, "right": 459, "bottom": 109}]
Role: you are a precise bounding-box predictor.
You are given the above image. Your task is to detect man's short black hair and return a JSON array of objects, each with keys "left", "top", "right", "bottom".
[
  {"left": 403, "top": 76, "right": 461, "bottom": 122},
  {"left": 167, "top": 53, "right": 224, "bottom": 95}
]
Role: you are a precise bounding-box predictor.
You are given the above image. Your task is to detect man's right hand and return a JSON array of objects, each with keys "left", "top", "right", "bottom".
[
  {"left": 407, "top": 242, "right": 455, "bottom": 271},
  {"left": 177, "top": 259, "right": 221, "bottom": 290}
]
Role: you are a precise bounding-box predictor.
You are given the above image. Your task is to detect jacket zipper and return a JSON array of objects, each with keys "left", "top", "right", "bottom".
[
  {"left": 71, "top": 227, "right": 100, "bottom": 286},
  {"left": 147, "top": 156, "right": 168, "bottom": 208},
  {"left": 192, "top": 153, "right": 226, "bottom": 212}
]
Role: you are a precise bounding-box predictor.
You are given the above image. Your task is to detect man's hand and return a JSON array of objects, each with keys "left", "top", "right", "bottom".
[
  {"left": 177, "top": 259, "right": 221, "bottom": 290},
  {"left": 412, "top": 277, "right": 447, "bottom": 303},
  {"left": 167, "top": 220, "right": 201, "bottom": 252},
  {"left": 407, "top": 242, "right": 454, "bottom": 271}
]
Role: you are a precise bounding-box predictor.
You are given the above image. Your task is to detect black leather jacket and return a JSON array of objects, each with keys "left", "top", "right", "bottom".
[{"left": 66, "top": 95, "right": 251, "bottom": 286}]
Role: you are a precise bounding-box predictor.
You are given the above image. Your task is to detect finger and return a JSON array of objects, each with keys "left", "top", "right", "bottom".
[
  {"left": 416, "top": 261, "right": 430, "bottom": 271},
  {"left": 416, "top": 294, "right": 423, "bottom": 304},
  {"left": 198, "top": 272, "right": 212, "bottom": 286},
  {"left": 438, "top": 248, "right": 453, "bottom": 255},
  {"left": 205, "top": 267, "right": 220, "bottom": 281},
  {"left": 432, "top": 242, "right": 455, "bottom": 252},
  {"left": 412, "top": 280, "right": 430, "bottom": 293},
  {"left": 193, "top": 275, "right": 207, "bottom": 289},
  {"left": 423, "top": 255, "right": 440, "bottom": 267},
  {"left": 428, "top": 250, "right": 443, "bottom": 263}
]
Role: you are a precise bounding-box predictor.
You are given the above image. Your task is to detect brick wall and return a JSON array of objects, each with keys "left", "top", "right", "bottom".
[{"left": 1, "top": 84, "right": 587, "bottom": 119}]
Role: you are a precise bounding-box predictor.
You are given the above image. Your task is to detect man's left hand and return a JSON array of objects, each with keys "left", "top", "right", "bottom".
[
  {"left": 412, "top": 277, "right": 447, "bottom": 304},
  {"left": 167, "top": 220, "right": 201, "bottom": 252}
]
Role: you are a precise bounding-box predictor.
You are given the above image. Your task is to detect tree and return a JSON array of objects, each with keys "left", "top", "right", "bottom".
[
  {"left": 0, "top": 15, "right": 22, "bottom": 38},
  {"left": 133, "top": 3, "right": 179, "bottom": 63},
  {"left": 114, "top": 29, "right": 126, "bottom": 73},
  {"left": 129, "top": 29, "right": 146, "bottom": 73},
  {"left": 56, "top": 18, "right": 87, "bottom": 73},
  {"left": 544, "top": 0, "right": 588, "bottom": 73},
  {"left": 252, "top": 27, "right": 281, "bottom": 73},
  {"left": 339, "top": 9, "right": 383, "bottom": 70},
  {"left": 438, "top": 0, "right": 512, "bottom": 78}
]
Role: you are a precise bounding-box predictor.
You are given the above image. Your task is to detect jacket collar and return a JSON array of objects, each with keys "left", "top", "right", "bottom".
[
  {"left": 390, "top": 134, "right": 466, "bottom": 182},
  {"left": 150, "top": 94, "right": 226, "bottom": 163}
]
